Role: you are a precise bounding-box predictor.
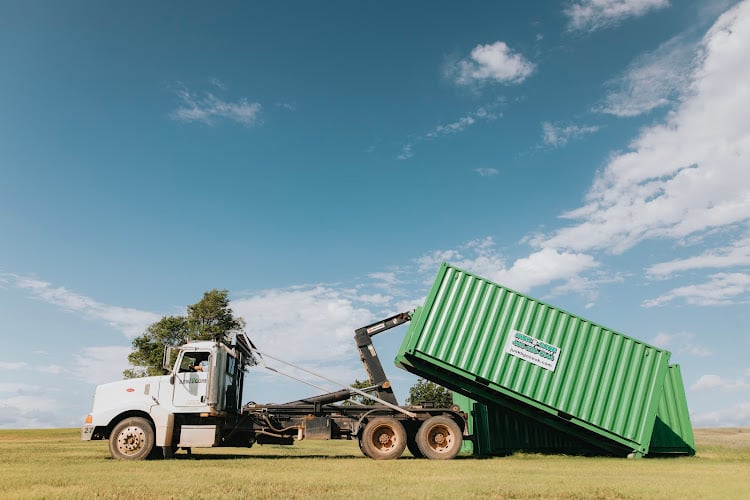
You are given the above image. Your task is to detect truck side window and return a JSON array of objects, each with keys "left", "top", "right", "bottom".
[
  {"left": 178, "top": 353, "right": 196, "bottom": 373},
  {"left": 178, "top": 352, "right": 210, "bottom": 373},
  {"left": 196, "top": 352, "right": 209, "bottom": 372}
]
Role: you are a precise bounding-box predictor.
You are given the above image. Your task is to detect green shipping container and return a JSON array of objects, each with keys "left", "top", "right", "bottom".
[
  {"left": 396, "top": 263, "right": 672, "bottom": 457},
  {"left": 649, "top": 365, "right": 696, "bottom": 455},
  {"left": 454, "top": 368, "right": 695, "bottom": 457},
  {"left": 453, "top": 393, "right": 598, "bottom": 456}
]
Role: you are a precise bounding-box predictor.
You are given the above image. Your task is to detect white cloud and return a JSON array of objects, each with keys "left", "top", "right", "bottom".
[
  {"left": 451, "top": 41, "right": 535, "bottom": 86},
  {"left": 0, "top": 394, "right": 79, "bottom": 429},
  {"left": 230, "top": 281, "right": 424, "bottom": 402},
  {"left": 416, "top": 238, "right": 599, "bottom": 293},
  {"left": 232, "top": 286, "right": 375, "bottom": 364},
  {"left": 647, "top": 235, "right": 750, "bottom": 278},
  {"left": 474, "top": 168, "right": 499, "bottom": 177},
  {"left": 357, "top": 293, "right": 393, "bottom": 305},
  {"left": 416, "top": 238, "right": 494, "bottom": 275},
  {"left": 426, "top": 107, "right": 500, "bottom": 139},
  {"left": 495, "top": 248, "right": 600, "bottom": 292},
  {"left": 542, "top": 121, "right": 600, "bottom": 147},
  {"left": 599, "top": 35, "right": 697, "bottom": 117},
  {"left": 392, "top": 296, "right": 426, "bottom": 315},
  {"left": 0, "top": 383, "right": 78, "bottom": 429},
  {"left": 547, "top": 270, "right": 625, "bottom": 303},
  {"left": 1, "top": 362, "right": 67, "bottom": 379},
  {"left": 691, "top": 372, "right": 750, "bottom": 391},
  {"left": 426, "top": 115, "right": 476, "bottom": 137},
  {"left": 0, "top": 383, "right": 43, "bottom": 393},
  {"left": 691, "top": 401, "right": 750, "bottom": 427},
  {"left": 39, "top": 365, "right": 66, "bottom": 375},
  {"left": 539, "top": 2, "right": 750, "bottom": 258},
  {"left": 365, "top": 271, "right": 408, "bottom": 300},
  {"left": 565, "top": 0, "right": 670, "bottom": 32},
  {"left": 275, "top": 101, "right": 296, "bottom": 111},
  {"left": 0, "top": 361, "right": 29, "bottom": 370},
  {"left": 368, "top": 272, "right": 399, "bottom": 286},
  {"left": 71, "top": 346, "right": 132, "bottom": 385},
  {"left": 209, "top": 77, "right": 227, "bottom": 90},
  {"left": 398, "top": 104, "right": 501, "bottom": 160},
  {"left": 171, "top": 84, "right": 262, "bottom": 127},
  {"left": 643, "top": 272, "right": 750, "bottom": 307},
  {"left": 7, "top": 274, "right": 160, "bottom": 338},
  {"left": 650, "top": 332, "right": 712, "bottom": 357},
  {"left": 246, "top": 361, "right": 368, "bottom": 403},
  {"left": 397, "top": 144, "right": 414, "bottom": 160}
]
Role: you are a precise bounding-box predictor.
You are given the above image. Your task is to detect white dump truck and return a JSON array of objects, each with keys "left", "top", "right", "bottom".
[{"left": 82, "top": 313, "right": 466, "bottom": 460}]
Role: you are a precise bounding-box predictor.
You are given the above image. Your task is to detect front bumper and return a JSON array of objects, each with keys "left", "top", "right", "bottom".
[{"left": 81, "top": 424, "right": 95, "bottom": 441}]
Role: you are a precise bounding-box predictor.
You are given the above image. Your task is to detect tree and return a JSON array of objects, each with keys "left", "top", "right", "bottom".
[
  {"left": 187, "top": 289, "right": 245, "bottom": 342},
  {"left": 124, "top": 315, "right": 188, "bottom": 378},
  {"left": 123, "top": 289, "right": 245, "bottom": 379},
  {"left": 343, "top": 379, "right": 377, "bottom": 406},
  {"left": 407, "top": 378, "right": 453, "bottom": 408}
]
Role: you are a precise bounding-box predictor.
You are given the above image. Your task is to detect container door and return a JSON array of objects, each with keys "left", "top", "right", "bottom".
[{"left": 172, "top": 350, "right": 211, "bottom": 408}]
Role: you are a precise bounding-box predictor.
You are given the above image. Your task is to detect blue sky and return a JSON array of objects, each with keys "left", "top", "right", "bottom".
[{"left": 2, "top": 0, "right": 749, "bottom": 429}]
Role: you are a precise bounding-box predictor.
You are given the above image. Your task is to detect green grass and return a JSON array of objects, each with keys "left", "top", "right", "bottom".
[{"left": 0, "top": 427, "right": 748, "bottom": 499}]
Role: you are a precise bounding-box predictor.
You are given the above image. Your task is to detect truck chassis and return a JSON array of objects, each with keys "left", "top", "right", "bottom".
[{"left": 83, "top": 312, "right": 467, "bottom": 460}]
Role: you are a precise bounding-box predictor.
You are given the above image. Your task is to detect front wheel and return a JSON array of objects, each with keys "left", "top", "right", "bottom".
[
  {"left": 360, "top": 417, "right": 407, "bottom": 460},
  {"left": 108, "top": 417, "right": 155, "bottom": 460},
  {"left": 416, "top": 415, "right": 462, "bottom": 460}
]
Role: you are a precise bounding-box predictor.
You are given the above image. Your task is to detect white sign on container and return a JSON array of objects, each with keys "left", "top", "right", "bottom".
[{"left": 504, "top": 330, "right": 561, "bottom": 372}]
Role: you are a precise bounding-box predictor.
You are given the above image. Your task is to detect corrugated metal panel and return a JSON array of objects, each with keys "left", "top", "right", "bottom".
[
  {"left": 649, "top": 365, "right": 696, "bottom": 455},
  {"left": 453, "top": 394, "right": 597, "bottom": 456},
  {"left": 397, "top": 262, "right": 671, "bottom": 455},
  {"left": 474, "top": 403, "right": 597, "bottom": 456}
]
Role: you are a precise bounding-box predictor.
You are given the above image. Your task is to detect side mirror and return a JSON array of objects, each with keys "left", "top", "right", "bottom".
[{"left": 163, "top": 346, "right": 177, "bottom": 372}]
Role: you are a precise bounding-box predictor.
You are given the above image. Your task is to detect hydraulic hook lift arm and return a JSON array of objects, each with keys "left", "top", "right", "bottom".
[{"left": 353, "top": 311, "right": 412, "bottom": 406}]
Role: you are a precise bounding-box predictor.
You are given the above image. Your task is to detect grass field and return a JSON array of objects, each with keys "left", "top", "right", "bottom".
[{"left": 0, "top": 428, "right": 748, "bottom": 499}]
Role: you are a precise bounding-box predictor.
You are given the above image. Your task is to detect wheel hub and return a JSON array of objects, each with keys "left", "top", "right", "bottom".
[
  {"left": 376, "top": 430, "right": 394, "bottom": 448},
  {"left": 117, "top": 426, "right": 145, "bottom": 453},
  {"left": 428, "top": 426, "right": 452, "bottom": 451}
]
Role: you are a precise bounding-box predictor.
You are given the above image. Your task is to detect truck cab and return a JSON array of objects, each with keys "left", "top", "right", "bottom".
[{"left": 81, "top": 338, "right": 251, "bottom": 460}]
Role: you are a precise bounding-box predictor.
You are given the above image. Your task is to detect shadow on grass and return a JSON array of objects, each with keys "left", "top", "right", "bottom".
[
  {"left": 157, "top": 453, "right": 476, "bottom": 461},
  {"left": 167, "top": 454, "right": 362, "bottom": 460}
]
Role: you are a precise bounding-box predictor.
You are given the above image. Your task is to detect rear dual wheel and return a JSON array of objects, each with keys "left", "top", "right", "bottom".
[
  {"left": 406, "top": 433, "right": 424, "bottom": 458},
  {"left": 360, "top": 417, "right": 407, "bottom": 460},
  {"left": 359, "top": 415, "right": 462, "bottom": 460},
  {"left": 415, "top": 416, "right": 462, "bottom": 460}
]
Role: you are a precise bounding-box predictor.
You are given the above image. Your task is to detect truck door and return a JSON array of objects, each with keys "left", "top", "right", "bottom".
[{"left": 173, "top": 350, "right": 211, "bottom": 408}]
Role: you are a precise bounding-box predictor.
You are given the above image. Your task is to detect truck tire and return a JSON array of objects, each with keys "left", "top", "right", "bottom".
[
  {"left": 108, "top": 417, "right": 155, "bottom": 460},
  {"left": 403, "top": 422, "right": 423, "bottom": 458},
  {"left": 357, "top": 436, "right": 370, "bottom": 458},
  {"left": 360, "top": 417, "right": 407, "bottom": 460},
  {"left": 407, "top": 433, "right": 424, "bottom": 458},
  {"left": 416, "top": 415, "right": 462, "bottom": 460}
]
